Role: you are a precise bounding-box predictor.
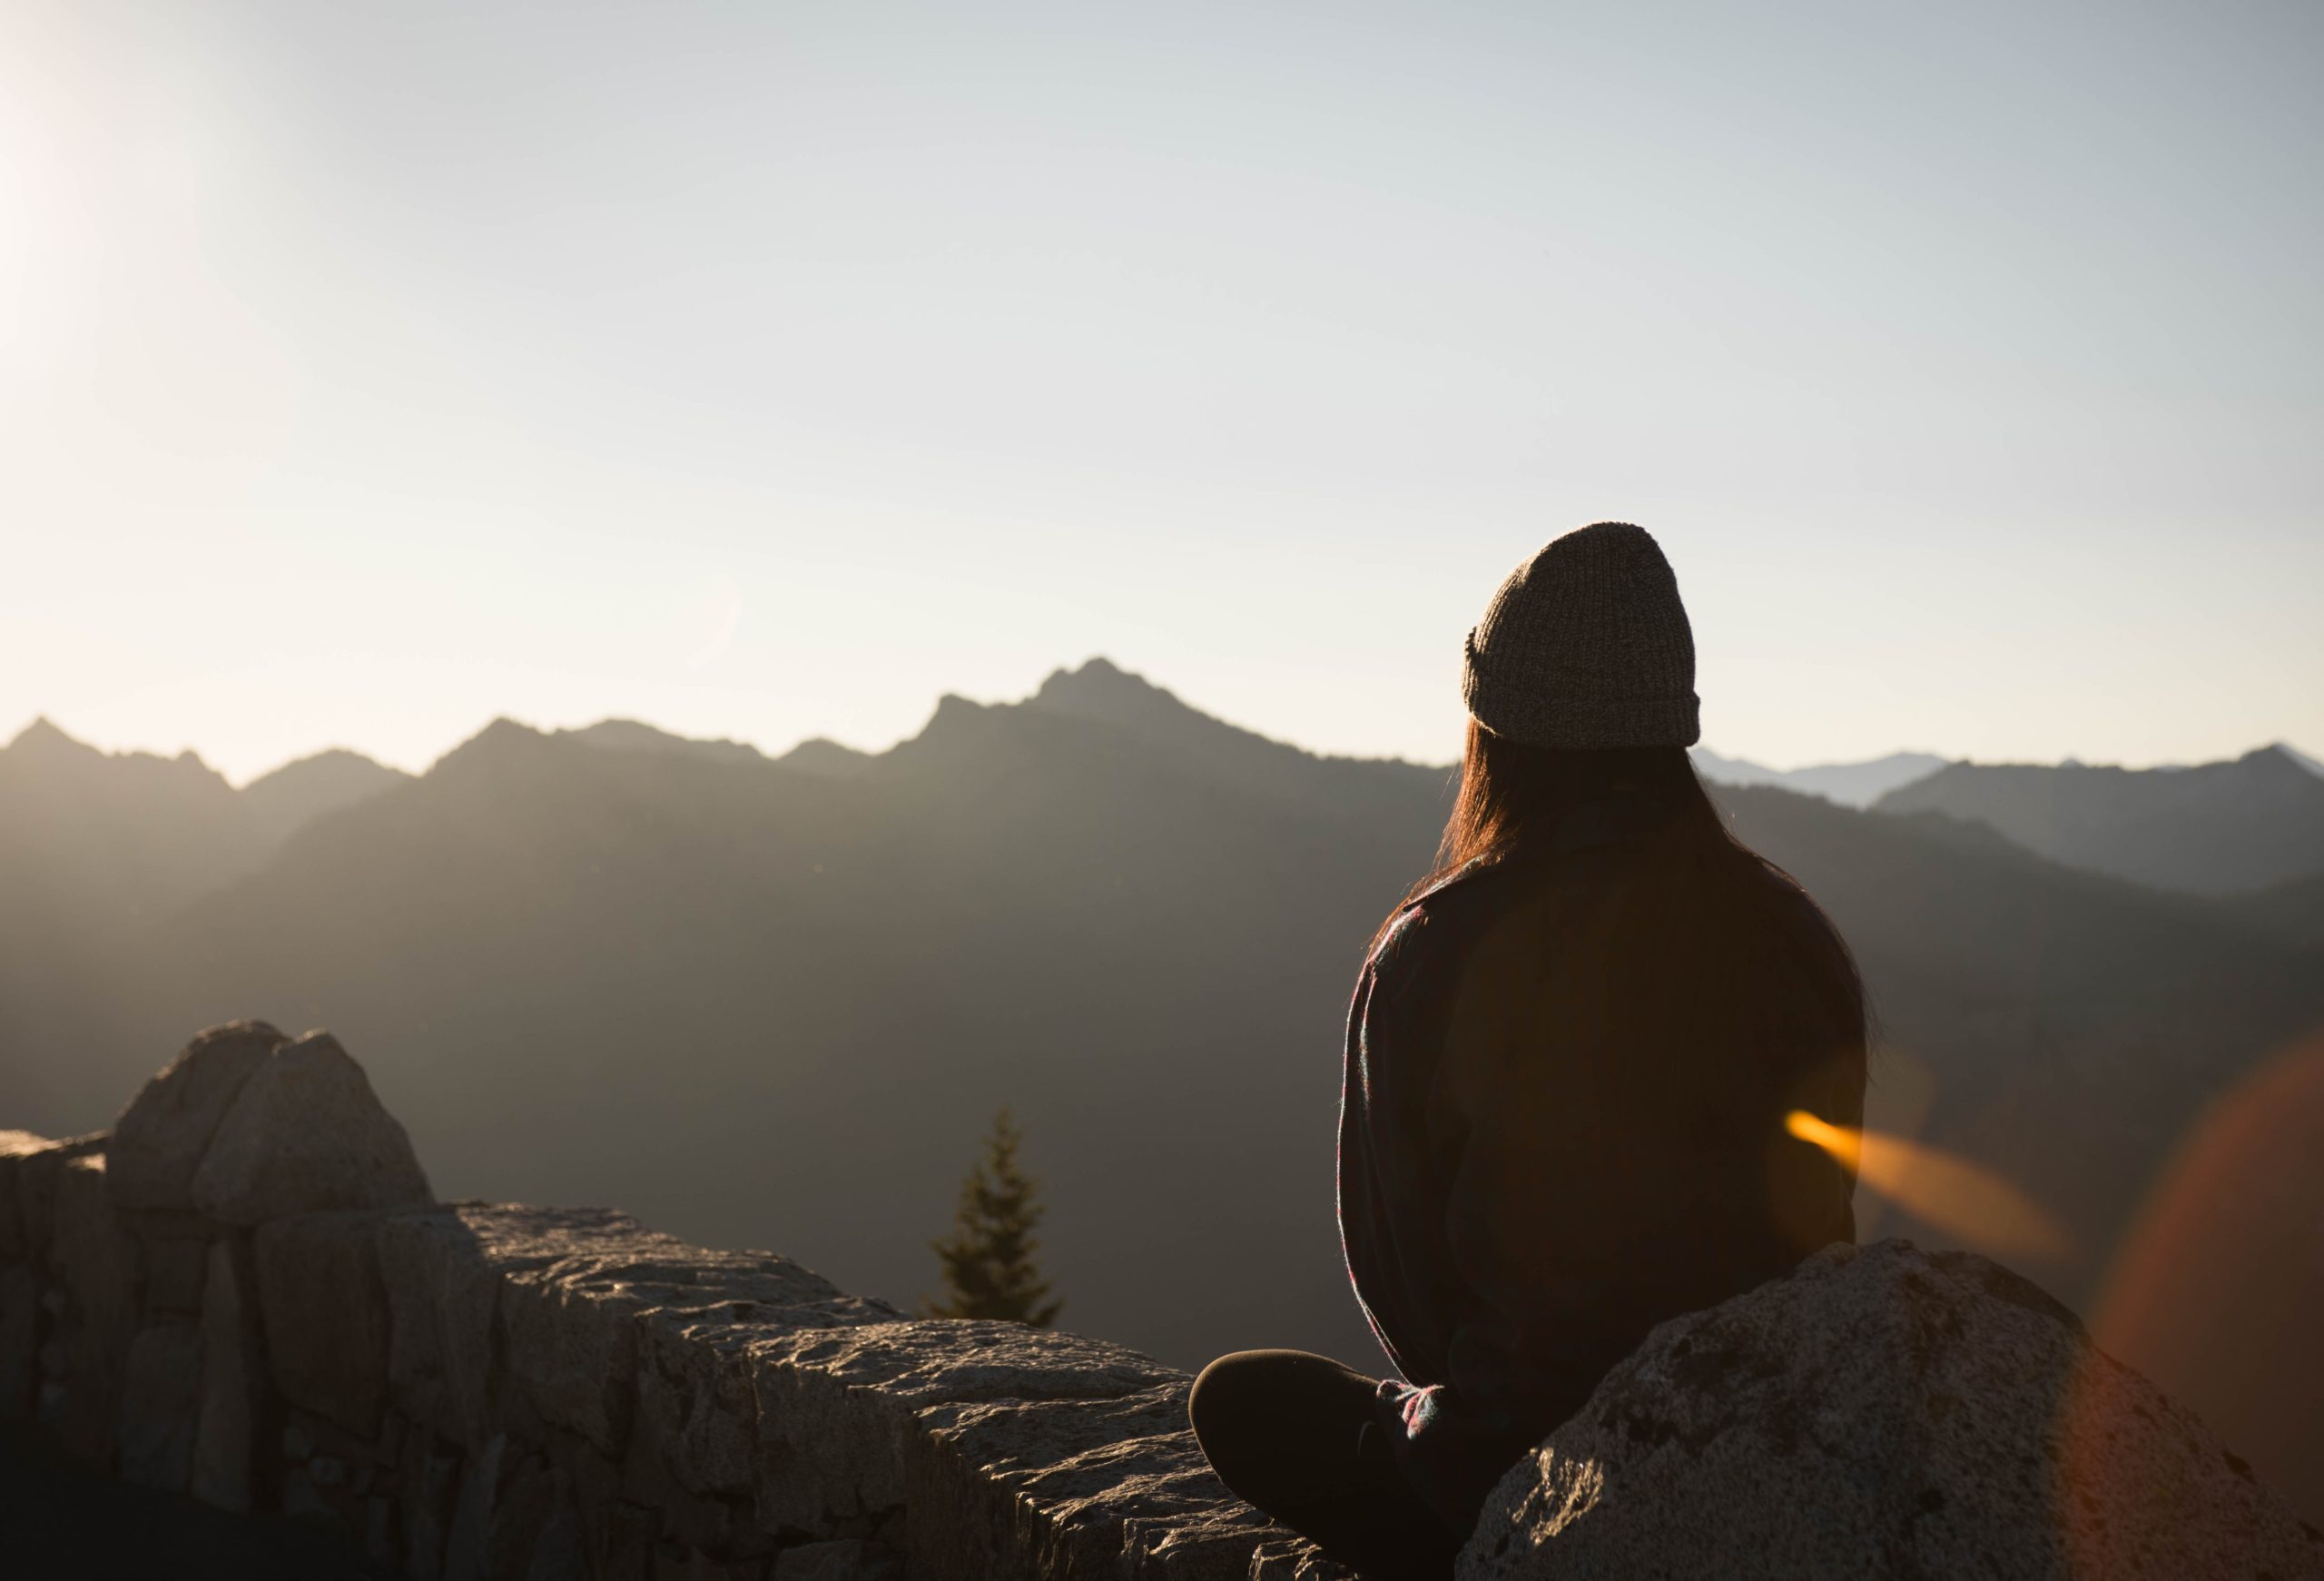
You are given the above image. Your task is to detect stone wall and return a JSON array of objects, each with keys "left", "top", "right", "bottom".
[
  {"left": 13, "top": 1021, "right": 2318, "bottom": 1581},
  {"left": 1, "top": 1023, "right": 1346, "bottom": 1580}
]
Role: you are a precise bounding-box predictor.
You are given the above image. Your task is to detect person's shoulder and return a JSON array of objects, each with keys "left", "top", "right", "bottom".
[
  {"left": 1732, "top": 857, "right": 1864, "bottom": 1019},
  {"left": 1367, "top": 853, "right": 1527, "bottom": 980},
  {"left": 1739, "top": 858, "right": 1847, "bottom": 950}
]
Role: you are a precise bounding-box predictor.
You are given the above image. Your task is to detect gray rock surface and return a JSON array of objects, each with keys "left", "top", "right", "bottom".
[
  {"left": 143, "top": 1232, "right": 209, "bottom": 1318},
  {"left": 498, "top": 1232, "right": 773, "bottom": 1459},
  {"left": 909, "top": 1384, "right": 1305, "bottom": 1581},
  {"left": 749, "top": 1318, "right": 1179, "bottom": 1535},
  {"left": 1460, "top": 1240, "right": 2324, "bottom": 1580},
  {"left": 192, "top": 1239, "right": 261, "bottom": 1510},
  {"left": 107, "top": 1020, "right": 287, "bottom": 1210},
  {"left": 4, "top": 1131, "right": 105, "bottom": 1270},
  {"left": 51, "top": 1155, "right": 131, "bottom": 1335},
  {"left": 50, "top": 1153, "right": 135, "bottom": 1460},
  {"left": 253, "top": 1210, "right": 394, "bottom": 1436},
  {"left": 3, "top": 1031, "right": 1350, "bottom": 1580},
  {"left": 634, "top": 1280, "right": 892, "bottom": 1500},
  {"left": 189, "top": 1030, "right": 433, "bottom": 1224},
  {"left": 118, "top": 1321, "right": 202, "bottom": 1489},
  {"left": 375, "top": 1203, "right": 528, "bottom": 1448},
  {"left": 0, "top": 1262, "right": 36, "bottom": 1418},
  {"left": 773, "top": 1537, "right": 905, "bottom": 1579},
  {"left": 0, "top": 1129, "right": 50, "bottom": 1262}
]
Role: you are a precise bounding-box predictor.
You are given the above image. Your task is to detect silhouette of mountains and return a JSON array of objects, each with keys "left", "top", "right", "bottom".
[
  {"left": 4, "top": 671, "right": 2321, "bottom": 1396},
  {"left": 564, "top": 718, "right": 768, "bottom": 765},
  {"left": 241, "top": 748, "right": 415, "bottom": 838},
  {"left": 1876, "top": 746, "right": 2324, "bottom": 895},
  {"left": 2226, "top": 871, "right": 2324, "bottom": 951},
  {"left": 1690, "top": 746, "right": 1949, "bottom": 808}
]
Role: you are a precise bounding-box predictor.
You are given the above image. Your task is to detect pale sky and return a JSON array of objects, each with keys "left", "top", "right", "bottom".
[{"left": 5, "top": 0, "right": 2319, "bottom": 785}]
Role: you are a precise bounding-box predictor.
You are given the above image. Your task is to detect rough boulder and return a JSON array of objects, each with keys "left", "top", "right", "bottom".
[
  {"left": 185, "top": 1030, "right": 434, "bottom": 1223},
  {"left": 106, "top": 1020, "right": 288, "bottom": 1210},
  {"left": 1459, "top": 1240, "right": 2324, "bottom": 1580}
]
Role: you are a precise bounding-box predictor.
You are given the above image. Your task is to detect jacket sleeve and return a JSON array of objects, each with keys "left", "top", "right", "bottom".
[
  {"left": 1376, "top": 883, "right": 1868, "bottom": 1530},
  {"left": 1374, "top": 909, "right": 1636, "bottom": 1529}
]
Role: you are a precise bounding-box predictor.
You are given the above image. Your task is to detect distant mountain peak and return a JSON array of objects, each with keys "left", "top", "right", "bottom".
[
  {"left": 430, "top": 716, "right": 554, "bottom": 773},
  {"left": 240, "top": 748, "right": 411, "bottom": 836},
  {"left": 2278, "top": 743, "right": 2324, "bottom": 779},
  {"left": 893, "top": 692, "right": 974, "bottom": 747},
  {"left": 773, "top": 736, "right": 872, "bottom": 777},
  {"left": 1877, "top": 746, "right": 2324, "bottom": 894},
  {"left": 1031, "top": 657, "right": 1188, "bottom": 718},
  {"left": 2246, "top": 743, "right": 2318, "bottom": 774},
  {"left": 563, "top": 719, "right": 764, "bottom": 765},
  {"left": 1691, "top": 746, "right": 1950, "bottom": 810},
  {"left": 6, "top": 715, "right": 99, "bottom": 758}
]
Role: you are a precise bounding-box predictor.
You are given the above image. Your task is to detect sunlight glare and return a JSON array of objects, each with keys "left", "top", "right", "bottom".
[{"left": 1787, "top": 1110, "right": 2072, "bottom": 1262}]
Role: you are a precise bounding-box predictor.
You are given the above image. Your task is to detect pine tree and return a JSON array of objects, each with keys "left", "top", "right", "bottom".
[{"left": 922, "top": 1106, "right": 1062, "bottom": 1327}]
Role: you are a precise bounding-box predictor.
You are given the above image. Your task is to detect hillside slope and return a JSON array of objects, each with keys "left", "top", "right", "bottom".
[
  {"left": 1876, "top": 746, "right": 2324, "bottom": 894},
  {"left": 5, "top": 667, "right": 2320, "bottom": 1378},
  {"left": 1692, "top": 747, "right": 1947, "bottom": 807}
]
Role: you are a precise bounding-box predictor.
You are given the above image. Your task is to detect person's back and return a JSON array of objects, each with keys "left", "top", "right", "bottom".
[{"left": 1189, "top": 523, "right": 1869, "bottom": 1579}]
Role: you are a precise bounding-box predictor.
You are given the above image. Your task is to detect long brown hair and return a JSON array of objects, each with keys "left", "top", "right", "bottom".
[
  {"left": 1376, "top": 724, "right": 1735, "bottom": 941},
  {"left": 1374, "top": 723, "right": 1865, "bottom": 1037},
  {"left": 1375, "top": 719, "right": 1871, "bottom": 1269}
]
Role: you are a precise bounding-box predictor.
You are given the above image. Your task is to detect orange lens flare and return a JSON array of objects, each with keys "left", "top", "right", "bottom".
[{"left": 1786, "top": 1110, "right": 2071, "bottom": 1262}]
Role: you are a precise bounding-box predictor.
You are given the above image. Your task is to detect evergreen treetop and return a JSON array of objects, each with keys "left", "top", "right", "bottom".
[{"left": 922, "top": 1105, "right": 1061, "bottom": 1327}]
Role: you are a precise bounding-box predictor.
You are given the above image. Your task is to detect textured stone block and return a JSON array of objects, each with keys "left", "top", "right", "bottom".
[
  {"left": 596, "top": 1499, "right": 659, "bottom": 1581},
  {"left": 496, "top": 1208, "right": 873, "bottom": 1463},
  {"left": 192, "top": 1239, "right": 262, "bottom": 1511},
  {"left": 143, "top": 1233, "right": 211, "bottom": 1319},
  {"left": 1461, "top": 1240, "right": 2324, "bottom": 1581},
  {"left": 379, "top": 1209, "right": 505, "bottom": 1448},
  {"left": 51, "top": 1154, "right": 133, "bottom": 1336},
  {"left": 0, "top": 1262, "right": 38, "bottom": 1419},
  {"left": 191, "top": 1030, "right": 433, "bottom": 1224},
  {"left": 906, "top": 1386, "right": 1301, "bottom": 1581},
  {"left": 633, "top": 1285, "right": 894, "bottom": 1501},
  {"left": 0, "top": 1129, "right": 54, "bottom": 1263},
  {"left": 773, "top": 1538, "right": 903, "bottom": 1580},
  {"left": 53, "top": 1153, "right": 136, "bottom": 1464},
  {"left": 254, "top": 1210, "right": 393, "bottom": 1436},
  {"left": 444, "top": 1431, "right": 507, "bottom": 1581},
  {"left": 527, "top": 1499, "right": 587, "bottom": 1581},
  {"left": 118, "top": 1321, "right": 203, "bottom": 1491},
  {"left": 9, "top": 1131, "right": 105, "bottom": 1270},
  {"left": 499, "top": 1261, "right": 642, "bottom": 1458},
  {"left": 483, "top": 1449, "right": 566, "bottom": 1581},
  {"left": 108, "top": 1021, "right": 287, "bottom": 1210},
  {"left": 1246, "top": 1541, "right": 1362, "bottom": 1580},
  {"left": 368, "top": 1492, "right": 402, "bottom": 1570},
  {"left": 406, "top": 1437, "right": 465, "bottom": 1581},
  {"left": 749, "top": 1319, "right": 1178, "bottom": 1537}
]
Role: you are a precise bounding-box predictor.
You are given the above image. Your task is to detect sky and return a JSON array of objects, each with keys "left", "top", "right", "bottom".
[{"left": 4, "top": 0, "right": 2319, "bottom": 784}]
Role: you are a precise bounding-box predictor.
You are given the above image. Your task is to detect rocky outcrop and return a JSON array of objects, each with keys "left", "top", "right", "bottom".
[
  {"left": 12, "top": 1027, "right": 2315, "bottom": 1579},
  {"left": 1460, "top": 1240, "right": 2324, "bottom": 1579},
  {"left": 190, "top": 1028, "right": 434, "bottom": 1223},
  {"left": 106, "top": 1020, "right": 288, "bottom": 1210},
  {"left": 1, "top": 1025, "right": 1349, "bottom": 1579}
]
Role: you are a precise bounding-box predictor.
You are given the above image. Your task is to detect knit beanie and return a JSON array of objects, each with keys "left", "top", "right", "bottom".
[{"left": 1461, "top": 521, "right": 1700, "bottom": 748}]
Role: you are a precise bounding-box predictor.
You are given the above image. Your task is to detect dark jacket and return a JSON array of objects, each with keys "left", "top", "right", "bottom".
[{"left": 1335, "top": 800, "right": 1866, "bottom": 1532}]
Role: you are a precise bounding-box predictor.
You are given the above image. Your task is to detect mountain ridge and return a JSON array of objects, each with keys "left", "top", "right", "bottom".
[
  {"left": 7, "top": 667, "right": 2320, "bottom": 1367},
  {"left": 16, "top": 691, "right": 2311, "bottom": 808},
  {"left": 1877, "top": 745, "right": 2324, "bottom": 895},
  {"left": 5, "top": 667, "right": 2320, "bottom": 1523}
]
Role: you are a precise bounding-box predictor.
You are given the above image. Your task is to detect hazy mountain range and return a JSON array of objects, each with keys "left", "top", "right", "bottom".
[
  {"left": 5, "top": 661, "right": 2322, "bottom": 1514},
  {"left": 1876, "top": 747, "right": 2324, "bottom": 896},
  {"left": 1688, "top": 746, "right": 1951, "bottom": 808}
]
